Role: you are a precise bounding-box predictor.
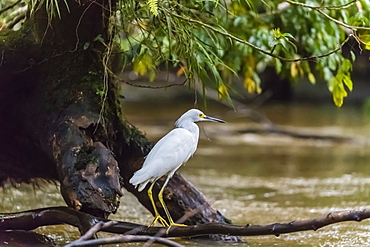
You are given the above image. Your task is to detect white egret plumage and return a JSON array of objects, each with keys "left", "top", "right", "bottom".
[{"left": 129, "top": 109, "right": 225, "bottom": 228}]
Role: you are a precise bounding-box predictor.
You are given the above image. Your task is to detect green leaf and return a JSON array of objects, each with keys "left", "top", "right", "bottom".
[
  {"left": 273, "top": 58, "right": 282, "bottom": 74},
  {"left": 133, "top": 52, "right": 155, "bottom": 77},
  {"left": 286, "top": 39, "right": 298, "bottom": 53},
  {"left": 94, "top": 34, "right": 105, "bottom": 44},
  {"left": 308, "top": 72, "right": 316, "bottom": 84},
  {"left": 343, "top": 74, "right": 353, "bottom": 91},
  {"left": 366, "top": 42, "right": 370, "bottom": 50},
  {"left": 330, "top": 76, "right": 347, "bottom": 107},
  {"left": 283, "top": 33, "right": 295, "bottom": 40},
  {"left": 328, "top": 62, "right": 353, "bottom": 107},
  {"left": 148, "top": 0, "right": 158, "bottom": 16},
  {"left": 272, "top": 28, "right": 283, "bottom": 39},
  {"left": 83, "top": 42, "right": 90, "bottom": 50}
]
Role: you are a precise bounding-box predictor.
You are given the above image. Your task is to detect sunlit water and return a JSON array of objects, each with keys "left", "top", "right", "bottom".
[{"left": 1, "top": 101, "right": 370, "bottom": 246}]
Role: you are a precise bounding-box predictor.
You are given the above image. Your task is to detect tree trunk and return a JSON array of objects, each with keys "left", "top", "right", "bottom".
[{"left": 0, "top": 0, "right": 234, "bottom": 235}]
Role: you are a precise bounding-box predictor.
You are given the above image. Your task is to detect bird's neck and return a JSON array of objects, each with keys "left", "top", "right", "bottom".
[{"left": 176, "top": 121, "right": 199, "bottom": 136}]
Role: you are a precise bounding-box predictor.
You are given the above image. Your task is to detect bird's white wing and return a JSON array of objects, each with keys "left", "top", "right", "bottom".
[
  {"left": 129, "top": 128, "right": 197, "bottom": 190},
  {"left": 145, "top": 128, "right": 196, "bottom": 167}
]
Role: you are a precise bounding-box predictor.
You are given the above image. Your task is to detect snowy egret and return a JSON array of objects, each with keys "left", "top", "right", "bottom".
[{"left": 129, "top": 109, "right": 225, "bottom": 228}]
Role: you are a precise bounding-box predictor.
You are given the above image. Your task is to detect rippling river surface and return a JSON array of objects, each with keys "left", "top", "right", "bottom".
[{"left": 2, "top": 101, "right": 370, "bottom": 246}]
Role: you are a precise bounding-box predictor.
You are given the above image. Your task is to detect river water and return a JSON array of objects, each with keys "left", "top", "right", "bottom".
[{"left": 1, "top": 100, "right": 370, "bottom": 246}]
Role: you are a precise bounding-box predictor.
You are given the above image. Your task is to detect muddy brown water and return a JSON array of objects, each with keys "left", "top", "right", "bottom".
[{"left": 1, "top": 101, "right": 370, "bottom": 246}]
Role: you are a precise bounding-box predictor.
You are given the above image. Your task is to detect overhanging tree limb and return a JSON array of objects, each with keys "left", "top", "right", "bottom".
[
  {"left": 286, "top": 0, "right": 370, "bottom": 31},
  {"left": 285, "top": 0, "right": 357, "bottom": 10},
  {"left": 164, "top": 9, "right": 354, "bottom": 62}
]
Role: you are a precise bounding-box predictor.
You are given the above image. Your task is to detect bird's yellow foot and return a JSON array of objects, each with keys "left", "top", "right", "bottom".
[
  {"left": 166, "top": 222, "right": 187, "bottom": 234},
  {"left": 171, "top": 223, "right": 187, "bottom": 227},
  {"left": 148, "top": 215, "right": 169, "bottom": 227}
]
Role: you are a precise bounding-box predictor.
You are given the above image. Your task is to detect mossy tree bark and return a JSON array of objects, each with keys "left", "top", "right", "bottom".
[{"left": 0, "top": 0, "right": 233, "bottom": 234}]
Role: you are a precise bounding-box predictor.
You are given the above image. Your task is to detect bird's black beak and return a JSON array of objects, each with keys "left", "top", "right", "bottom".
[{"left": 203, "top": 115, "right": 226, "bottom": 123}]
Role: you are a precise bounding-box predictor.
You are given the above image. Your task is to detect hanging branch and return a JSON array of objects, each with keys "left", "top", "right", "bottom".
[
  {"left": 121, "top": 78, "right": 187, "bottom": 89},
  {"left": 163, "top": 10, "right": 353, "bottom": 63},
  {"left": 286, "top": 0, "right": 370, "bottom": 31},
  {"left": 1, "top": 206, "right": 370, "bottom": 239},
  {"left": 285, "top": 0, "right": 357, "bottom": 10}
]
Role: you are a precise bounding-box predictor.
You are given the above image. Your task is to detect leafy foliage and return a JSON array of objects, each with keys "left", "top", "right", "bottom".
[
  {"left": 111, "top": 0, "right": 370, "bottom": 106},
  {"left": 2, "top": 0, "right": 370, "bottom": 106},
  {"left": 328, "top": 58, "right": 353, "bottom": 107}
]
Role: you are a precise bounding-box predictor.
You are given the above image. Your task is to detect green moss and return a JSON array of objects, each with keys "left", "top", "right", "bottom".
[
  {"left": 36, "top": 48, "right": 104, "bottom": 113},
  {"left": 74, "top": 143, "right": 98, "bottom": 170},
  {"left": 0, "top": 28, "right": 32, "bottom": 49}
]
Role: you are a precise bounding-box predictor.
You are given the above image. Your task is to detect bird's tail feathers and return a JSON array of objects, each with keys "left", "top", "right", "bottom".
[
  {"left": 137, "top": 181, "right": 149, "bottom": 192},
  {"left": 129, "top": 173, "right": 151, "bottom": 192}
]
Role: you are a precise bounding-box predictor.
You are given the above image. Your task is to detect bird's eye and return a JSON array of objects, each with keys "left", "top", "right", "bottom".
[{"left": 199, "top": 114, "right": 205, "bottom": 118}]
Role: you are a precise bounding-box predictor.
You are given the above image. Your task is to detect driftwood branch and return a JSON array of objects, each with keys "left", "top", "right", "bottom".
[
  {"left": 1, "top": 206, "right": 369, "bottom": 240},
  {"left": 66, "top": 235, "right": 185, "bottom": 247},
  {"left": 65, "top": 221, "right": 184, "bottom": 247}
]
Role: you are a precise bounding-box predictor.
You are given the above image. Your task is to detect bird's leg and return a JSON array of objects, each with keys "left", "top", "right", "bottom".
[
  {"left": 147, "top": 181, "right": 169, "bottom": 227},
  {"left": 158, "top": 176, "right": 187, "bottom": 232}
]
